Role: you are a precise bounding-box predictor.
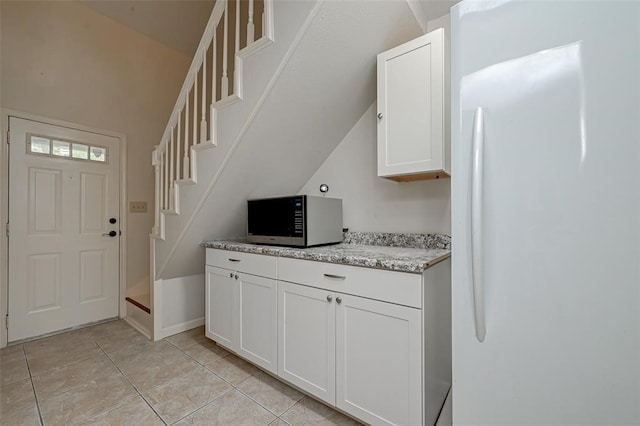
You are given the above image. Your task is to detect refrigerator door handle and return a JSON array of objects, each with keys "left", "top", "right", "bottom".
[{"left": 471, "top": 107, "right": 487, "bottom": 342}]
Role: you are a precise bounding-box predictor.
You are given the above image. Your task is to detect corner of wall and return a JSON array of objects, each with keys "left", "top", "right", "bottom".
[
  {"left": 1, "top": 5, "right": 7, "bottom": 349},
  {"left": 0, "top": 111, "right": 7, "bottom": 349},
  {"left": 406, "top": 0, "right": 430, "bottom": 33}
]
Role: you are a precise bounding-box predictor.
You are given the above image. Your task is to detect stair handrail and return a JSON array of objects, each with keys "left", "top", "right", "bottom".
[{"left": 157, "top": 0, "right": 226, "bottom": 156}]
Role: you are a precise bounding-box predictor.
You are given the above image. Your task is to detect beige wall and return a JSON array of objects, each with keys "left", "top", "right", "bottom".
[
  {"left": 299, "top": 103, "right": 451, "bottom": 235},
  {"left": 299, "top": 15, "right": 452, "bottom": 236},
  {"left": 0, "top": 1, "right": 191, "bottom": 313}
]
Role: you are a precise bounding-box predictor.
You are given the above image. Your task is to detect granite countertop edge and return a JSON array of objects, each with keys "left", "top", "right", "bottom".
[{"left": 201, "top": 232, "right": 451, "bottom": 274}]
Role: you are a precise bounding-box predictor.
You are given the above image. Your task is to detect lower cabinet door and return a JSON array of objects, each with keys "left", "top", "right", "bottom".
[
  {"left": 336, "top": 294, "right": 422, "bottom": 426},
  {"left": 238, "top": 274, "right": 278, "bottom": 374},
  {"left": 205, "top": 265, "right": 236, "bottom": 351},
  {"left": 278, "top": 281, "right": 336, "bottom": 405}
]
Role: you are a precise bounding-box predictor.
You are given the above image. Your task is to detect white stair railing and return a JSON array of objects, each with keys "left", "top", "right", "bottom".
[{"left": 152, "top": 0, "right": 273, "bottom": 239}]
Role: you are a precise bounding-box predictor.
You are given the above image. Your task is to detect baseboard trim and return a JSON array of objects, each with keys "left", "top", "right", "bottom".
[{"left": 157, "top": 317, "right": 205, "bottom": 340}]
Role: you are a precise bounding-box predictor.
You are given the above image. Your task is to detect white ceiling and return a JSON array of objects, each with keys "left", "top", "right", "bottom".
[{"left": 79, "top": 0, "right": 215, "bottom": 56}]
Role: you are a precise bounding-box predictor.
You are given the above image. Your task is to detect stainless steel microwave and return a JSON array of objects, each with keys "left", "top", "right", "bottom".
[{"left": 247, "top": 195, "right": 343, "bottom": 247}]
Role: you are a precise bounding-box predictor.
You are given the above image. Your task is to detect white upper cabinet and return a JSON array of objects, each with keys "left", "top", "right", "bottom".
[{"left": 377, "top": 28, "right": 450, "bottom": 181}]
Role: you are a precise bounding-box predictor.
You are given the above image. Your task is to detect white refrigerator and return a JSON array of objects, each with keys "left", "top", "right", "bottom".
[{"left": 451, "top": 1, "right": 640, "bottom": 424}]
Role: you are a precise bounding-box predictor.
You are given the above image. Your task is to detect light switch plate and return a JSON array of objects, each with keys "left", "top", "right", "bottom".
[{"left": 129, "top": 201, "right": 147, "bottom": 213}]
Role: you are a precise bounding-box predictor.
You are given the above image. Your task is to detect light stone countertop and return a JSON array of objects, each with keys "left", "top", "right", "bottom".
[{"left": 201, "top": 232, "right": 451, "bottom": 274}]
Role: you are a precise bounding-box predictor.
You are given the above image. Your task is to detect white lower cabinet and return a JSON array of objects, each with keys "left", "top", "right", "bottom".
[
  {"left": 336, "top": 294, "right": 422, "bottom": 426},
  {"left": 206, "top": 265, "right": 236, "bottom": 349},
  {"left": 206, "top": 248, "right": 451, "bottom": 426},
  {"left": 278, "top": 281, "right": 336, "bottom": 404},
  {"left": 205, "top": 251, "right": 278, "bottom": 374},
  {"left": 278, "top": 280, "right": 422, "bottom": 425}
]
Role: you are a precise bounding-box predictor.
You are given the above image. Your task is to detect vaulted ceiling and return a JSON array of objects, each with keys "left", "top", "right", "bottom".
[
  {"left": 79, "top": 0, "right": 215, "bottom": 56},
  {"left": 78, "top": 0, "right": 458, "bottom": 58}
]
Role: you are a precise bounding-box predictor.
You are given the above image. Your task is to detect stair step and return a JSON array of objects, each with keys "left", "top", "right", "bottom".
[
  {"left": 175, "top": 178, "right": 196, "bottom": 186},
  {"left": 126, "top": 295, "right": 151, "bottom": 314}
]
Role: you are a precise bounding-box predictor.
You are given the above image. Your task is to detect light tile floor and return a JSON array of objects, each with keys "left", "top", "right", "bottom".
[{"left": 0, "top": 320, "right": 362, "bottom": 426}]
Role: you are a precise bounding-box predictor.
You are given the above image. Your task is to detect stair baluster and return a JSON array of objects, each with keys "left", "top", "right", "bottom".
[
  {"left": 210, "top": 30, "right": 217, "bottom": 145},
  {"left": 222, "top": 2, "right": 229, "bottom": 98},
  {"left": 193, "top": 76, "right": 198, "bottom": 151},
  {"left": 248, "top": 0, "right": 255, "bottom": 45},
  {"left": 201, "top": 51, "right": 208, "bottom": 144}
]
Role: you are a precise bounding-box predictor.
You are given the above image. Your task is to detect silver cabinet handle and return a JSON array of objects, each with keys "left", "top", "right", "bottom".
[
  {"left": 323, "top": 273, "right": 346, "bottom": 280},
  {"left": 234, "top": 274, "right": 239, "bottom": 280},
  {"left": 471, "top": 106, "right": 487, "bottom": 343},
  {"left": 377, "top": 112, "right": 383, "bottom": 119},
  {"left": 326, "top": 295, "right": 333, "bottom": 302},
  {"left": 229, "top": 272, "right": 234, "bottom": 278},
  {"left": 228, "top": 258, "right": 241, "bottom": 262},
  {"left": 336, "top": 296, "right": 342, "bottom": 304}
]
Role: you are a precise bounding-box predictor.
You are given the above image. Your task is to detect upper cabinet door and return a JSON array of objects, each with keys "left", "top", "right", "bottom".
[{"left": 377, "top": 29, "right": 448, "bottom": 181}]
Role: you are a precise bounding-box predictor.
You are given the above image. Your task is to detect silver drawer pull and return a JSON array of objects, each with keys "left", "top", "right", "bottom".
[
  {"left": 228, "top": 258, "right": 241, "bottom": 262},
  {"left": 323, "top": 273, "right": 346, "bottom": 280}
]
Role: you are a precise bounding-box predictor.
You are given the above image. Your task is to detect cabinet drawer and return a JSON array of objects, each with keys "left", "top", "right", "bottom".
[
  {"left": 206, "top": 249, "right": 277, "bottom": 279},
  {"left": 278, "top": 257, "right": 422, "bottom": 308}
]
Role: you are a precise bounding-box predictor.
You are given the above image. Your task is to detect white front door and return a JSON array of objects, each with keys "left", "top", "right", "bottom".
[{"left": 8, "top": 117, "right": 120, "bottom": 342}]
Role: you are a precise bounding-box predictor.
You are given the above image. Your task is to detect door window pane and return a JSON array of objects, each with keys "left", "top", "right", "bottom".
[
  {"left": 30, "top": 136, "right": 51, "bottom": 154},
  {"left": 27, "top": 134, "right": 108, "bottom": 164},
  {"left": 89, "top": 146, "right": 106, "bottom": 162},
  {"left": 52, "top": 140, "right": 70, "bottom": 157},
  {"left": 72, "top": 144, "right": 89, "bottom": 159}
]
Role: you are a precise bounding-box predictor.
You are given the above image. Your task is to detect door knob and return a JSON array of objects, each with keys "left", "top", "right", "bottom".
[
  {"left": 102, "top": 230, "right": 117, "bottom": 237},
  {"left": 377, "top": 113, "right": 383, "bottom": 119},
  {"left": 336, "top": 296, "right": 342, "bottom": 304}
]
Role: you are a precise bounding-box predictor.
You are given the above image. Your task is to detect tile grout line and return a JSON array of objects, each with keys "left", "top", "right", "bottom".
[
  {"left": 165, "top": 338, "right": 239, "bottom": 387},
  {"left": 166, "top": 336, "right": 307, "bottom": 423},
  {"left": 93, "top": 334, "right": 169, "bottom": 426},
  {"left": 22, "top": 345, "right": 45, "bottom": 426},
  {"left": 166, "top": 338, "right": 243, "bottom": 424},
  {"left": 170, "top": 339, "right": 303, "bottom": 422},
  {"left": 166, "top": 338, "right": 276, "bottom": 424},
  {"left": 168, "top": 387, "right": 236, "bottom": 425},
  {"left": 234, "top": 384, "right": 304, "bottom": 419},
  {"left": 100, "top": 334, "right": 243, "bottom": 425},
  {"left": 169, "top": 338, "right": 314, "bottom": 425}
]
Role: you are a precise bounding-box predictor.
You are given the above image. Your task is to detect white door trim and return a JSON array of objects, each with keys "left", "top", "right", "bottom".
[{"left": 1, "top": 109, "right": 128, "bottom": 348}]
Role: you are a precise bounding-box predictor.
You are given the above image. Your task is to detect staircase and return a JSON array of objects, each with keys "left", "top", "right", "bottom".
[
  {"left": 138, "top": 0, "right": 425, "bottom": 340},
  {"left": 151, "top": 0, "right": 274, "bottom": 239}
]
